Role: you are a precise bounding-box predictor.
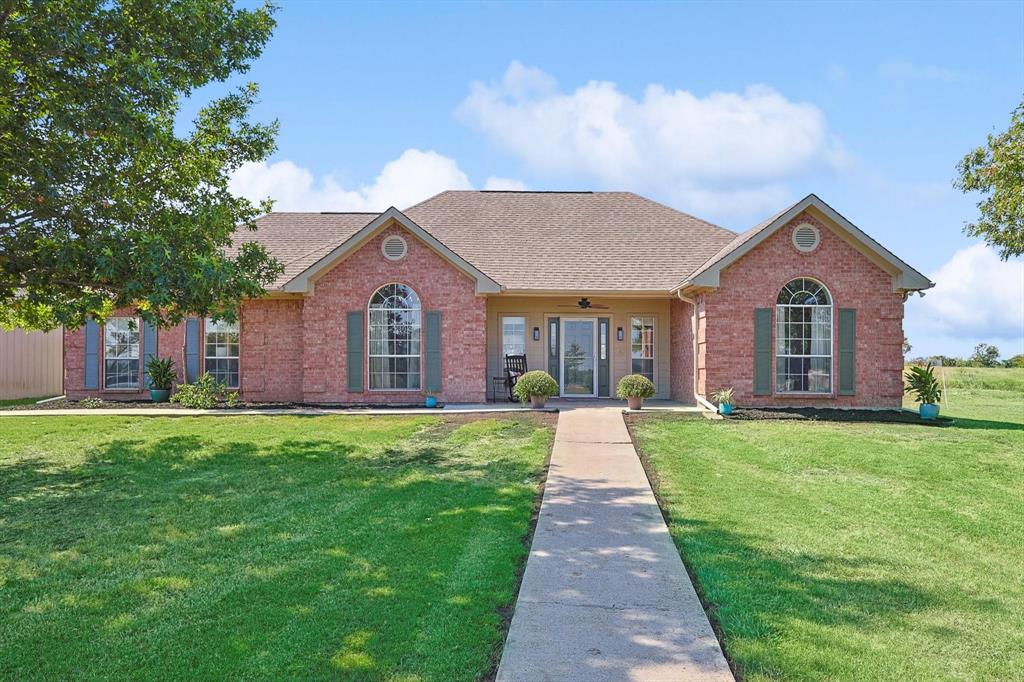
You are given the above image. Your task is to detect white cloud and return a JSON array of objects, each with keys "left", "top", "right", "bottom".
[
  {"left": 229, "top": 149, "right": 479, "bottom": 212},
  {"left": 878, "top": 59, "right": 965, "bottom": 83},
  {"left": 906, "top": 244, "right": 1024, "bottom": 355},
  {"left": 457, "top": 61, "right": 846, "bottom": 216}
]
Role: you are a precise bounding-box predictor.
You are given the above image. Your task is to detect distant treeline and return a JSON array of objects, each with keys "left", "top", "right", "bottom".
[{"left": 909, "top": 343, "right": 1024, "bottom": 369}]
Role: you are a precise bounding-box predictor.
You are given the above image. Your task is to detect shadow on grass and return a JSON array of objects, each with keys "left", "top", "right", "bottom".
[
  {"left": 0, "top": 427, "right": 546, "bottom": 680},
  {"left": 663, "top": 514, "right": 971, "bottom": 680}
]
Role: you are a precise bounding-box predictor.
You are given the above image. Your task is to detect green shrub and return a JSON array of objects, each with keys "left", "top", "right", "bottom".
[
  {"left": 145, "top": 356, "right": 176, "bottom": 390},
  {"left": 170, "top": 373, "right": 226, "bottom": 409},
  {"left": 904, "top": 364, "right": 942, "bottom": 405},
  {"left": 512, "top": 370, "right": 559, "bottom": 403},
  {"left": 711, "top": 387, "right": 735, "bottom": 406},
  {"left": 616, "top": 374, "right": 655, "bottom": 399}
]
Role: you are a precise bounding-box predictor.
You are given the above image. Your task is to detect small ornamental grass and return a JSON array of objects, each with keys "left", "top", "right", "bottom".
[
  {"left": 711, "top": 387, "right": 735, "bottom": 406},
  {"left": 513, "top": 370, "right": 559, "bottom": 403},
  {"left": 616, "top": 374, "right": 655, "bottom": 399}
]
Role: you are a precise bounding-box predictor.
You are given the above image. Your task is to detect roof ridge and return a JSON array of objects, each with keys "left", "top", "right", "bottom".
[{"left": 619, "top": 192, "right": 736, "bottom": 236}]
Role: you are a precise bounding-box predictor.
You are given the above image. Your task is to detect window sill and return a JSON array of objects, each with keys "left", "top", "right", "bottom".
[{"left": 774, "top": 392, "right": 835, "bottom": 399}]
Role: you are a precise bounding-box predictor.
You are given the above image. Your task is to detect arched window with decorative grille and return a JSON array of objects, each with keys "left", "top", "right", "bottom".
[
  {"left": 776, "top": 278, "right": 832, "bottom": 393},
  {"left": 368, "top": 283, "right": 422, "bottom": 390}
]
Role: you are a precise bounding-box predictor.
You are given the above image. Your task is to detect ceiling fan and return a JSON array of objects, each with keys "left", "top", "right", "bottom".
[{"left": 556, "top": 297, "right": 610, "bottom": 310}]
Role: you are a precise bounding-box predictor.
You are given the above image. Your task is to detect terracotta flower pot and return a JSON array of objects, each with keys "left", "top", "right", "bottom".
[
  {"left": 627, "top": 396, "right": 642, "bottom": 410},
  {"left": 530, "top": 395, "right": 547, "bottom": 409}
]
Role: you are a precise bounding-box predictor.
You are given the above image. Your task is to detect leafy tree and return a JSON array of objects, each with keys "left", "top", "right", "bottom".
[
  {"left": 954, "top": 99, "right": 1024, "bottom": 259},
  {"left": 1004, "top": 354, "right": 1024, "bottom": 368},
  {"left": 0, "top": 1, "right": 283, "bottom": 330},
  {"left": 969, "top": 343, "right": 1001, "bottom": 368}
]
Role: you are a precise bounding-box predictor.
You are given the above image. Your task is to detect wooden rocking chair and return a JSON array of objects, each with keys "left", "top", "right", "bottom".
[{"left": 504, "top": 354, "right": 528, "bottom": 401}]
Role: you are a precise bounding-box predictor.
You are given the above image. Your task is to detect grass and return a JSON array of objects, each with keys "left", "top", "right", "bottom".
[
  {"left": 0, "top": 396, "right": 52, "bottom": 408},
  {"left": 631, "top": 380, "right": 1024, "bottom": 681},
  {"left": 0, "top": 414, "right": 554, "bottom": 680}
]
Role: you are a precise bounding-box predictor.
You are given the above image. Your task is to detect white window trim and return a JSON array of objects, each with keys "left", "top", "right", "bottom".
[
  {"left": 629, "top": 314, "right": 657, "bottom": 387},
  {"left": 204, "top": 317, "right": 241, "bottom": 389},
  {"left": 774, "top": 278, "right": 834, "bottom": 395},
  {"left": 367, "top": 282, "right": 423, "bottom": 392},
  {"left": 500, "top": 314, "right": 528, "bottom": 358},
  {"left": 103, "top": 316, "right": 141, "bottom": 391}
]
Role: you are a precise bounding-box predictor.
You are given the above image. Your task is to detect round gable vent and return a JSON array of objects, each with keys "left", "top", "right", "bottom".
[
  {"left": 381, "top": 235, "right": 407, "bottom": 261},
  {"left": 792, "top": 223, "right": 821, "bottom": 252}
]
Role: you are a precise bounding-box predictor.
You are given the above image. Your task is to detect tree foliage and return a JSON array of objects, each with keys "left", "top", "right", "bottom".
[
  {"left": 969, "top": 343, "right": 1002, "bottom": 368},
  {"left": 954, "top": 99, "right": 1024, "bottom": 259},
  {"left": 0, "top": 0, "right": 283, "bottom": 330}
]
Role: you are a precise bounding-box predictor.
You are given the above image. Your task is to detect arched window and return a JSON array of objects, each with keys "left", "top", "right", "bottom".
[
  {"left": 368, "top": 283, "right": 422, "bottom": 390},
  {"left": 776, "top": 278, "right": 832, "bottom": 393}
]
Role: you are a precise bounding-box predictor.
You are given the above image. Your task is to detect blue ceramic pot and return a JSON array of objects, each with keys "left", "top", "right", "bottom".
[
  {"left": 425, "top": 395, "right": 438, "bottom": 408},
  {"left": 718, "top": 403, "right": 733, "bottom": 416},
  {"left": 150, "top": 389, "right": 170, "bottom": 403},
  {"left": 919, "top": 403, "right": 939, "bottom": 420}
]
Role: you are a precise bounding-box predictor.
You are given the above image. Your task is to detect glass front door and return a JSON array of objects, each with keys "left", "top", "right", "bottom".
[{"left": 561, "top": 318, "right": 596, "bottom": 396}]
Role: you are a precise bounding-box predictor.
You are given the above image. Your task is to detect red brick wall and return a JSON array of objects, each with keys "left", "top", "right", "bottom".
[
  {"left": 701, "top": 210, "right": 905, "bottom": 408},
  {"left": 669, "top": 297, "right": 695, "bottom": 403},
  {"left": 298, "top": 223, "right": 487, "bottom": 404},
  {"left": 65, "top": 307, "right": 186, "bottom": 400},
  {"left": 240, "top": 298, "right": 304, "bottom": 402}
]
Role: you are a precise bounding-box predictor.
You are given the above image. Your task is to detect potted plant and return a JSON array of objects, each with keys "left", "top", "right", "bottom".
[
  {"left": 145, "top": 356, "right": 176, "bottom": 403},
  {"left": 424, "top": 393, "right": 438, "bottom": 408},
  {"left": 513, "top": 370, "right": 559, "bottom": 408},
  {"left": 711, "top": 387, "right": 735, "bottom": 415},
  {"left": 617, "top": 374, "right": 656, "bottom": 410},
  {"left": 904, "top": 363, "right": 942, "bottom": 420}
]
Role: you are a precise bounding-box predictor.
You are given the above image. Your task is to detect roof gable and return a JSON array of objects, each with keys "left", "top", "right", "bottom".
[
  {"left": 675, "top": 194, "right": 933, "bottom": 293},
  {"left": 279, "top": 207, "right": 501, "bottom": 294}
]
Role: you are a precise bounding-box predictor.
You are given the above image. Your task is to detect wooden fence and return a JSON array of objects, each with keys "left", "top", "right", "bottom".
[{"left": 0, "top": 328, "right": 63, "bottom": 399}]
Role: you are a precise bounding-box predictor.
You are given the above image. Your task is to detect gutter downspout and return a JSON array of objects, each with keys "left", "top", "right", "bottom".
[{"left": 677, "top": 290, "right": 716, "bottom": 412}]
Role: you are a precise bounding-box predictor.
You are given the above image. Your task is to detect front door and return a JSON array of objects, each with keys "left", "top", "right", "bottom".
[{"left": 560, "top": 318, "right": 597, "bottom": 397}]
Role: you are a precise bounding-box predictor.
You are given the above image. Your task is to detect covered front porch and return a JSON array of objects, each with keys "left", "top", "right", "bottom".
[{"left": 485, "top": 294, "right": 677, "bottom": 401}]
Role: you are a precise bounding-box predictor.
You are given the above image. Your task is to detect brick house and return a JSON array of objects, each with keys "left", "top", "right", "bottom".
[{"left": 64, "top": 191, "right": 933, "bottom": 407}]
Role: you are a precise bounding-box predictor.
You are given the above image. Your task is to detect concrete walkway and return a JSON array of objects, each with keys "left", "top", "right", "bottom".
[{"left": 497, "top": 406, "right": 733, "bottom": 682}]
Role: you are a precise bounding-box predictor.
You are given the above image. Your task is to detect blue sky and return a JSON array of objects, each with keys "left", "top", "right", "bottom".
[{"left": 188, "top": 1, "right": 1024, "bottom": 359}]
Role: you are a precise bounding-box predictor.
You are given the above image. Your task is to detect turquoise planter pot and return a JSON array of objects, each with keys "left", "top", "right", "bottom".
[
  {"left": 150, "top": 389, "right": 170, "bottom": 403},
  {"left": 919, "top": 403, "right": 940, "bottom": 420},
  {"left": 718, "top": 403, "right": 733, "bottom": 416},
  {"left": 424, "top": 396, "right": 438, "bottom": 408}
]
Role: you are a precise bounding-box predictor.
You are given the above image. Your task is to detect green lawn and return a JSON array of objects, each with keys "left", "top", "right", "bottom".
[
  {"left": 0, "top": 414, "right": 553, "bottom": 680},
  {"left": 631, "top": 380, "right": 1024, "bottom": 681}
]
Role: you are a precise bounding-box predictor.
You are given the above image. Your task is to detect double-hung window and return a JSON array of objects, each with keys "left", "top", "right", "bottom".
[
  {"left": 776, "top": 278, "right": 832, "bottom": 393},
  {"left": 205, "top": 318, "right": 240, "bottom": 388},
  {"left": 104, "top": 317, "right": 140, "bottom": 389},
  {"left": 630, "top": 316, "right": 655, "bottom": 383},
  {"left": 368, "top": 283, "right": 422, "bottom": 390},
  {"left": 502, "top": 316, "right": 526, "bottom": 357}
]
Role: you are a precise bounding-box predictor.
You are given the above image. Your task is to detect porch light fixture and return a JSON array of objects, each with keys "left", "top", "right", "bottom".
[
  {"left": 533, "top": 327, "right": 541, "bottom": 341},
  {"left": 616, "top": 326, "right": 624, "bottom": 341}
]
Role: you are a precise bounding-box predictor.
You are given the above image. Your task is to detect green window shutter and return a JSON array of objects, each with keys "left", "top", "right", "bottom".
[
  {"left": 142, "top": 321, "right": 157, "bottom": 388},
  {"left": 838, "top": 308, "right": 856, "bottom": 395},
  {"left": 425, "top": 311, "right": 442, "bottom": 393},
  {"left": 84, "top": 319, "right": 100, "bottom": 389},
  {"left": 753, "top": 308, "right": 772, "bottom": 396},
  {"left": 598, "top": 317, "right": 610, "bottom": 397},
  {"left": 184, "top": 318, "right": 200, "bottom": 382},
  {"left": 547, "top": 317, "right": 560, "bottom": 388},
  {"left": 347, "top": 311, "right": 364, "bottom": 393}
]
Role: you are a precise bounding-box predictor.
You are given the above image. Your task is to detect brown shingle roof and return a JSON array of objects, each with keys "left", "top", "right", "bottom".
[
  {"left": 234, "top": 191, "right": 739, "bottom": 292},
  {"left": 231, "top": 212, "right": 376, "bottom": 289},
  {"left": 405, "top": 191, "right": 736, "bottom": 291}
]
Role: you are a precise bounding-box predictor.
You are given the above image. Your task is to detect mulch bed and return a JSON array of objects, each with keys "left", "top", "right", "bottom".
[{"left": 723, "top": 406, "right": 954, "bottom": 426}]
